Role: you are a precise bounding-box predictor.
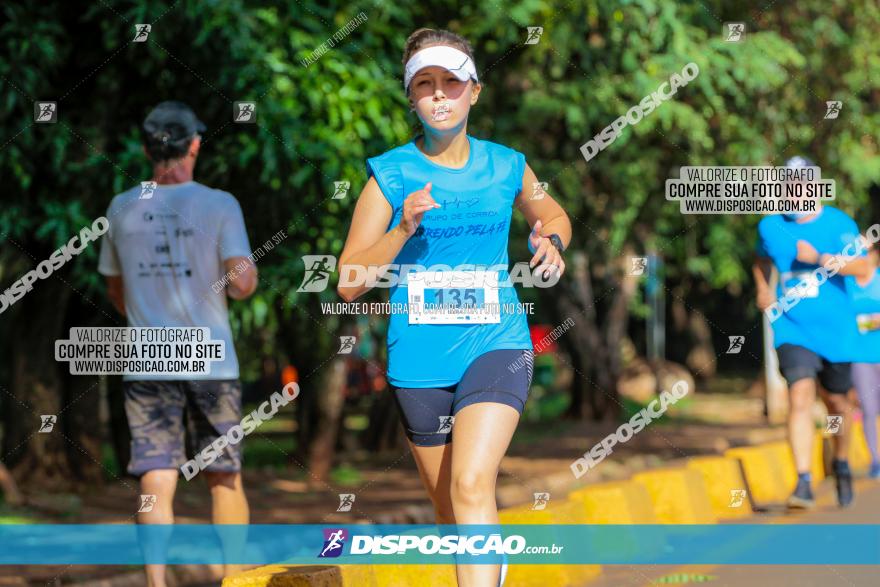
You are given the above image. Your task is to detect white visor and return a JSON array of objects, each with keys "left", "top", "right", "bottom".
[{"left": 403, "top": 46, "right": 479, "bottom": 91}]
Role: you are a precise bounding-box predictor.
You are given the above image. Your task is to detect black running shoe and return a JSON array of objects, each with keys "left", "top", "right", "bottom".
[
  {"left": 786, "top": 478, "right": 815, "bottom": 509},
  {"left": 833, "top": 460, "right": 854, "bottom": 508}
]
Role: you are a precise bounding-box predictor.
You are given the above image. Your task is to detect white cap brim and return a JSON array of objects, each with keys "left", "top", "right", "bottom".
[{"left": 404, "top": 46, "right": 479, "bottom": 90}]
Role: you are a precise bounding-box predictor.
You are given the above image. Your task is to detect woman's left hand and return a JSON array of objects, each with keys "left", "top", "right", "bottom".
[{"left": 528, "top": 219, "right": 566, "bottom": 279}]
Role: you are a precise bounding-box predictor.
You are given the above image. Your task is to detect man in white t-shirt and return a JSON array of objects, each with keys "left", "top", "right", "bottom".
[{"left": 98, "top": 101, "right": 257, "bottom": 586}]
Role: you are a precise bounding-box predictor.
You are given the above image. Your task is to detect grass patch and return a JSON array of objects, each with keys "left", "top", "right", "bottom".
[
  {"left": 242, "top": 403, "right": 295, "bottom": 433},
  {"left": 0, "top": 514, "right": 35, "bottom": 524},
  {"left": 242, "top": 434, "right": 297, "bottom": 469},
  {"left": 344, "top": 414, "right": 369, "bottom": 431},
  {"left": 0, "top": 502, "right": 38, "bottom": 524},
  {"left": 101, "top": 442, "right": 121, "bottom": 478},
  {"left": 620, "top": 394, "right": 695, "bottom": 425},
  {"left": 330, "top": 464, "right": 364, "bottom": 486}
]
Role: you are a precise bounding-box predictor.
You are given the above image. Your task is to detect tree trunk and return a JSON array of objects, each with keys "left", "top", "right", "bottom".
[
  {"left": 105, "top": 375, "right": 131, "bottom": 476},
  {"left": 556, "top": 249, "right": 637, "bottom": 422},
  {"left": 672, "top": 279, "right": 717, "bottom": 379},
  {"left": 5, "top": 280, "right": 74, "bottom": 489},
  {"left": 306, "top": 358, "right": 346, "bottom": 486},
  {"left": 60, "top": 295, "right": 109, "bottom": 487},
  {"left": 63, "top": 371, "right": 104, "bottom": 486},
  {"left": 686, "top": 310, "right": 717, "bottom": 379},
  {"left": 556, "top": 251, "right": 615, "bottom": 421},
  {"left": 605, "top": 250, "right": 639, "bottom": 378},
  {"left": 0, "top": 462, "right": 23, "bottom": 505},
  {"left": 365, "top": 390, "right": 403, "bottom": 452}
]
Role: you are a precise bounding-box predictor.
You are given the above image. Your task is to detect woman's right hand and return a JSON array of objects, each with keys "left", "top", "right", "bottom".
[{"left": 398, "top": 182, "right": 439, "bottom": 237}]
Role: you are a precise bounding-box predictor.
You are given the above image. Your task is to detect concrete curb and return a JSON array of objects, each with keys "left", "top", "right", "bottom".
[
  {"left": 686, "top": 456, "right": 752, "bottom": 519},
  {"left": 225, "top": 433, "right": 845, "bottom": 586},
  {"left": 813, "top": 434, "right": 827, "bottom": 483},
  {"left": 848, "top": 419, "right": 872, "bottom": 472},
  {"left": 498, "top": 499, "right": 602, "bottom": 586},
  {"left": 568, "top": 480, "right": 656, "bottom": 524},
  {"left": 631, "top": 468, "right": 716, "bottom": 524},
  {"left": 723, "top": 445, "right": 789, "bottom": 505},
  {"left": 764, "top": 440, "right": 799, "bottom": 494},
  {"left": 370, "top": 562, "right": 455, "bottom": 587},
  {"left": 568, "top": 480, "right": 664, "bottom": 563},
  {"left": 222, "top": 564, "right": 347, "bottom": 586}
]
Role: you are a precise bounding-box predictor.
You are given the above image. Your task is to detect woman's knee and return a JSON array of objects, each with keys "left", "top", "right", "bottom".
[{"left": 450, "top": 470, "right": 495, "bottom": 505}]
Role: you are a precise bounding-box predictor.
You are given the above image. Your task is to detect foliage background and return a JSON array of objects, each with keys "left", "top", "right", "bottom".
[{"left": 0, "top": 0, "right": 878, "bottom": 485}]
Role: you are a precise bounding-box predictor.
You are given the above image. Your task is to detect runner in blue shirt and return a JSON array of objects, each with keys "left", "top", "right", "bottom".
[
  {"left": 847, "top": 245, "right": 880, "bottom": 478},
  {"left": 338, "top": 28, "right": 571, "bottom": 587},
  {"left": 753, "top": 156, "right": 873, "bottom": 509}
]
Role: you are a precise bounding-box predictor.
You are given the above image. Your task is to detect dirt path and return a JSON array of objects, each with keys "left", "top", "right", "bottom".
[{"left": 0, "top": 392, "right": 779, "bottom": 585}]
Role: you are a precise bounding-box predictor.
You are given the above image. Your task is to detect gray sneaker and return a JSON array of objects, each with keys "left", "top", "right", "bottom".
[{"left": 786, "top": 478, "right": 815, "bottom": 509}]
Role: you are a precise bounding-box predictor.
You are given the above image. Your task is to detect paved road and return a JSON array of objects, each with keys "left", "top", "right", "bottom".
[{"left": 585, "top": 476, "right": 880, "bottom": 587}]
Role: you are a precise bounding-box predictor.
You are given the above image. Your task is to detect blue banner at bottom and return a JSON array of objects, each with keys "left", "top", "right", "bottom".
[{"left": 1, "top": 524, "right": 879, "bottom": 565}]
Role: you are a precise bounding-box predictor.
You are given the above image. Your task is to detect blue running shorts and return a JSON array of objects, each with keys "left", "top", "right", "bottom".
[{"left": 391, "top": 349, "right": 534, "bottom": 446}]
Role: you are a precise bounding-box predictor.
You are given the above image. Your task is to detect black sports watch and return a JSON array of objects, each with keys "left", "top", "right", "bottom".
[{"left": 546, "top": 233, "right": 565, "bottom": 254}]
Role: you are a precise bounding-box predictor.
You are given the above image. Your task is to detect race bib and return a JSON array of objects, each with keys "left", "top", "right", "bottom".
[
  {"left": 857, "top": 313, "right": 880, "bottom": 334},
  {"left": 780, "top": 271, "right": 820, "bottom": 299},
  {"left": 407, "top": 271, "right": 501, "bottom": 325}
]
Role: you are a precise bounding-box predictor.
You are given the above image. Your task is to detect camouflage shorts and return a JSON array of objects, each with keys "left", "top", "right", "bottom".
[{"left": 123, "top": 379, "right": 243, "bottom": 476}]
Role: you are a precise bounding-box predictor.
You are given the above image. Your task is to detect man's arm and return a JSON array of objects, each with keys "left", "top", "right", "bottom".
[
  {"left": 106, "top": 275, "right": 126, "bottom": 316},
  {"left": 752, "top": 256, "right": 776, "bottom": 311},
  {"left": 218, "top": 195, "right": 257, "bottom": 300},
  {"left": 795, "top": 240, "right": 873, "bottom": 279},
  {"left": 223, "top": 257, "right": 258, "bottom": 300},
  {"left": 819, "top": 253, "right": 872, "bottom": 279}
]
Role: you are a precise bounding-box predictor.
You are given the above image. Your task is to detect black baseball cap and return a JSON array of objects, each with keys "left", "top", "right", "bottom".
[{"left": 142, "top": 101, "right": 206, "bottom": 142}]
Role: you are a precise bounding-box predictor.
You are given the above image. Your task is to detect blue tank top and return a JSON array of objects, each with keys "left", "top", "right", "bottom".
[
  {"left": 846, "top": 269, "right": 880, "bottom": 363},
  {"left": 366, "top": 135, "right": 533, "bottom": 387}
]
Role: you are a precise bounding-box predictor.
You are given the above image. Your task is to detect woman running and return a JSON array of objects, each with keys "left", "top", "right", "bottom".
[
  {"left": 849, "top": 245, "right": 880, "bottom": 478},
  {"left": 337, "top": 28, "right": 572, "bottom": 586}
]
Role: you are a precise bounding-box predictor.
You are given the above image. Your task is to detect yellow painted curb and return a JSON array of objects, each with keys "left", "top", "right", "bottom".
[
  {"left": 759, "top": 437, "right": 824, "bottom": 490},
  {"left": 370, "top": 562, "right": 456, "bottom": 587},
  {"left": 631, "top": 468, "right": 716, "bottom": 524},
  {"left": 686, "top": 456, "right": 752, "bottom": 519},
  {"left": 764, "top": 436, "right": 827, "bottom": 490},
  {"left": 499, "top": 500, "right": 601, "bottom": 586},
  {"left": 547, "top": 499, "right": 602, "bottom": 585},
  {"left": 568, "top": 480, "right": 663, "bottom": 562},
  {"left": 568, "top": 481, "right": 657, "bottom": 524},
  {"left": 221, "top": 555, "right": 451, "bottom": 586},
  {"left": 221, "top": 564, "right": 373, "bottom": 586},
  {"left": 724, "top": 445, "right": 788, "bottom": 504},
  {"left": 368, "top": 526, "right": 457, "bottom": 586},
  {"left": 763, "top": 440, "right": 798, "bottom": 493},
  {"left": 849, "top": 419, "right": 872, "bottom": 472},
  {"left": 812, "top": 433, "right": 826, "bottom": 485}
]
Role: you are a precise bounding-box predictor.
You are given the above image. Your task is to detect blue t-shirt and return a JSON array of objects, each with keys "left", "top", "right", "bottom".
[
  {"left": 755, "top": 207, "right": 863, "bottom": 362},
  {"left": 846, "top": 269, "right": 880, "bottom": 363},
  {"left": 366, "top": 135, "right": 533, "bottom": 387}
]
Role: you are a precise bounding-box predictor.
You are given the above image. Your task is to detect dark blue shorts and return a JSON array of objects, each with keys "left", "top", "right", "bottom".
[
  {"left": 776, "top": 344, "right": 852, "bottom": 394},
  {"left": 391, "top": 349, "right": 534, "bottom": 447}
]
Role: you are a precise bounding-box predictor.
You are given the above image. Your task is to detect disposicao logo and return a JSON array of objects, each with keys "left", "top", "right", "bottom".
[{"left": 318, "top": 528, "right": 348, "bottom": 558}]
